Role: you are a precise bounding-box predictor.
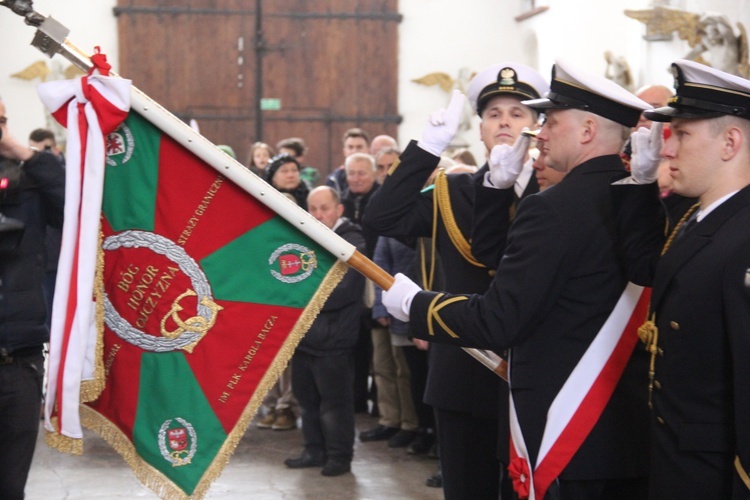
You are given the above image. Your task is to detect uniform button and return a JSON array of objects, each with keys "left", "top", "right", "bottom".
[
  {"left": 670, "top": 321, "right": 680, "bottom": 331},
  {"left": 654, "top": 380, "right": 661, "bottom": 390},
  {"left": 657, "top": 416, "right": 665, "bottom": 425},
  {"left": 488, "top": 270, "right": 496, "bottom": 277}
]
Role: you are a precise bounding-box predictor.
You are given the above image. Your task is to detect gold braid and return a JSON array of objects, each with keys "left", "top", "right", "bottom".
[
  {"left": 433, "top": 169, "right": 485, "bottom": 268},
  {"left": 638, "top": 202, "right": 700, "bottom": 407}
]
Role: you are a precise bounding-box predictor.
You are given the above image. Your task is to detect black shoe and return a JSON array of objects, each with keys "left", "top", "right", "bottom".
[
  {"left": 321, "top": 459, "right": 351, "bottom": 477},
  {"left": 387, "top": 429, "right": 418, "bottom": 448},
  {"left": 284, "top": 450, "right": 326, "bottom": 469},
  {"left": 407, "top": 431, "right": 435, "bottom": 455},
  {"left": 359, "top": 424, "right": 399, "bottom": 442},
  {"left": 425, "top": 470, "right": 443, "bottom": 488}
]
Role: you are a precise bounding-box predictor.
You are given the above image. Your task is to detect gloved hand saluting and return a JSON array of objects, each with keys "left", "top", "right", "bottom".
[
  {"left": 417, "top": 89, "right": 467, "bottom": 157},
  {"left": 485, "top": 129, "right": 532, "bottom": 189},
  {"left": 382, "top": 273, "right": 422, "bottom": 322},
  {"left": 630, "top": 122, "right": 664, "bottom": 184}
]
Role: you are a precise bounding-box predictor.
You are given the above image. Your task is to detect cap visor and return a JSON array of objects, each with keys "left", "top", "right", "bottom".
[
  {"left": 520, "top": 97, "right": 572, "bottom": 111},
  {"left": 644, "top": 105, "right": 725, "bottom": 122}
]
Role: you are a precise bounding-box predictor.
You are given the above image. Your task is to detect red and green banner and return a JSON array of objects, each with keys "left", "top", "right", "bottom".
[{"left": 80, "top": 110, "right": 345, "bottom": 497}]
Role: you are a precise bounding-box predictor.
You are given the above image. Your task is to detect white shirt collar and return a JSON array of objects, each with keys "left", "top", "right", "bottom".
[{"left": 697, "top": 190, "right": 739, "bottom": 221}]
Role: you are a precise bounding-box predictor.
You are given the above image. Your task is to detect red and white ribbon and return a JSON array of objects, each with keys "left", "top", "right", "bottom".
[
  {"left": 508, "top": 283, "right": 649, "bottom": 499},
  {"left": 37, "top": 48, "right": 131, "bottom": 442}
]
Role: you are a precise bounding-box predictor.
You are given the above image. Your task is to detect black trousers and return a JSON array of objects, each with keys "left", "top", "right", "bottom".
[
  {"left": 352, "top": 312, "right": 374, "bottom": 413},
  {"left": 436, "top": 407, "right": 504, "bottom": 500},
  {"left": 0, "top": 353, "right": 44, "bottom": 500},
  {"left": 291, "top": 350, "right": 355, "bottom": 462}
]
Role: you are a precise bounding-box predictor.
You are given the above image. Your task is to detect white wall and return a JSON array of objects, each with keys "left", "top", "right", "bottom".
[{"left": 1, "top": 0, "right": 749, "bottom": 158}]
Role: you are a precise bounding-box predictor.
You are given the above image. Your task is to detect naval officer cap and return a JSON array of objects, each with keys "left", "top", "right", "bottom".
[
  {"left": 522, "top": 59, "right": 651, "bottom": 127},
  {"left": 467, "top": 62, "right": 549, "bottom": 116},
  {"left": 645, "top": 59, "right": 750, "bottom": 122}
]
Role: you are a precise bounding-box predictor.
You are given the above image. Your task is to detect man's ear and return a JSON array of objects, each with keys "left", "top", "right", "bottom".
[
  {"left": 720, "top": 126, "right": 744, "bottom": 161},
  {"left": 580, "top": 116, "right": 597, "bottom": 145},
  {"left": 336, "top": 203, "right": 345, "bottom": 218}
]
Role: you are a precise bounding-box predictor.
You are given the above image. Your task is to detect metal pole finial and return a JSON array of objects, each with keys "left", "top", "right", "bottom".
[{"left": 0, "top": 0, "right": 45, "bottom": 26}]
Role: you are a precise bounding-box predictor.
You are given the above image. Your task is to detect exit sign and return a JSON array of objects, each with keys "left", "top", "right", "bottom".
[{"left": 260, "top": 98, "right": 281, "bottom": 111}]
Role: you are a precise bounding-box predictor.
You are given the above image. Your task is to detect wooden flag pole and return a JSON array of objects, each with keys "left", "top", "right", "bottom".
[{"left": 6, "top": 5, "right": 508, "bottom": 381}]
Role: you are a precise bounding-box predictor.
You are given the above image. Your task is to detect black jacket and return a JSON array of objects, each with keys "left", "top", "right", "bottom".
[
  {"left": 296, "top": 218, "right": 365, "bottom": 356},
  {"left": 0, "top": 152, "right": 65, "bottom": 354},
  {"left": 363, "top": 141, "right": 505, "bottom": 420},
  {"left": 408, "top": 155, "right": 651, "bottom": 481},
  {"left": 614, "top": 181, "right": 750, "bottom": 499}
]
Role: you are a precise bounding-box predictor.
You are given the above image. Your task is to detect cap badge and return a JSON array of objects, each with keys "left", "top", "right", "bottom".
[{"left": 499, "top": 67, "right": 517, "bottom": 87}]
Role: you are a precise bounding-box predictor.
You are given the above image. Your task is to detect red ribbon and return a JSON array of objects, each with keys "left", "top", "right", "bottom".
[
  {"left": 89, "top": 46, "right": 112, "bottom": 76},
  {"left": 509, "top": 456, "right": 531, "bottom": 499}
]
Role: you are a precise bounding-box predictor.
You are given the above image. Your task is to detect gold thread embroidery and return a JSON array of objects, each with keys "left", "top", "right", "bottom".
[{"left": 159, "top": 289, "right": 223, "bottom": 353}]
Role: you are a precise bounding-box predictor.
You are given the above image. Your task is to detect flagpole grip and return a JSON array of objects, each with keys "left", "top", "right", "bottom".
[
  {"left": 346, "top": 251, "right": 507, "bottom": 381},
  {"left": 346, "top": 250, "right": 394, "bottom": 290}
]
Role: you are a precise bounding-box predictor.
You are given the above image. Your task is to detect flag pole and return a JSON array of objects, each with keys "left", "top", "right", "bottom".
[{"left": 7, "top": 5, "right": 508, "bottom": 381}]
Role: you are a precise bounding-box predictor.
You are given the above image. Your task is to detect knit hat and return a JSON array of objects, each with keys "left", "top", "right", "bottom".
[{"left": 264, "top": 153, "right": 300, "bottom": 183}]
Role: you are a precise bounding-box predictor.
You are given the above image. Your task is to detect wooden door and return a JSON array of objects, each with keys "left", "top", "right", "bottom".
[{"left": 115, "top": 0, "right": 401, "bottom": 179}]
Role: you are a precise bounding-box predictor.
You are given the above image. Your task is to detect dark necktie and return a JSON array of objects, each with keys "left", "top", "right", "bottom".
[{"left": 675, "top": 210, "right": 699, "bottom": 242}]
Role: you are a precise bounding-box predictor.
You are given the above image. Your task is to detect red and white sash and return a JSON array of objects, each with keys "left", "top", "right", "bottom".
[
  {"left": 508, "top": 282, "right": 650, "bottom": 499},
  {"left": 37, "top": 49, "right": 131, "bottom": 446}
]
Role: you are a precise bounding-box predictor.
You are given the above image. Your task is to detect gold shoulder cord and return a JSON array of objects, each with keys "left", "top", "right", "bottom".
[
  {"left": 419, "top": 238, "right": 434, "bottom": 291},
  {"left": 433, "top": 169, "right": 485, "bottom": 269},
  {"left": 638, "top": 202, "right": 700, "bottom": 407},
  {"left": 736, "top": 456, "right": 750, "bottom": 490}
]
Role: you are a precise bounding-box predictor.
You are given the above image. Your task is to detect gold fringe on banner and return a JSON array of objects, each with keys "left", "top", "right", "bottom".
[
  {"left": 80, "top": 259, "right": 348, "bottom": 499},
  {"left": 45, "top": 417, "right": 84, "bottom": 455},
  {"left": 80, "top": 227, "right": 107, "bottom": 402},
  {"left": 81, "top": 405, "right": 190, "bottom": 500}
]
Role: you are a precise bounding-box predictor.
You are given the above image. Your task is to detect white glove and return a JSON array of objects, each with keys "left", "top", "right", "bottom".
[
  {"left": 485, "top": 131, "right": 531, "bottom": 189},
  {"left": 630, "top": 122, "right": 663, "bottom": 184},
  {"left": 382, "top": 273, "right": 422, "bottom": 322},
  {"left": 417, "top": 90, "right": 467, "bottom": 157}
]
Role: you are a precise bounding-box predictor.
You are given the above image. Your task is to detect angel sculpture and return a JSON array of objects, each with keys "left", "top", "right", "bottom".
[
  {"left": 412, "top": 67, "right": 476, "bottom": 147},
  {"left": 625, "top": 7, "right": 749, "bottom": 78},
  {"left": 11, "top": 60, "right": 85, "bottom": 146},
  {"left": 685, "top": 15, "right": 750, "bottom": 79},
  {"left": 604, "top": 51, "right": 634, "bottom": 92}
]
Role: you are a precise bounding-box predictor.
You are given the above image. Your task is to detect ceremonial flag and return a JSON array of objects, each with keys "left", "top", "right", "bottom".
[{"left": 39, "top": 54, "right": 348, "bottom": 499}]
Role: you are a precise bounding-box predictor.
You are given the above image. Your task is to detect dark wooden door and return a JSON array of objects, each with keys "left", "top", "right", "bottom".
[{"left": 115, "top": 0, "right": 401, "bottom": 178}]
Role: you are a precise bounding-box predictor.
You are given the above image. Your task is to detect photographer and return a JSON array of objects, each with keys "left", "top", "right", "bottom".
[{"left": 0, "top": 96, "right": 65, "bottom": 499}]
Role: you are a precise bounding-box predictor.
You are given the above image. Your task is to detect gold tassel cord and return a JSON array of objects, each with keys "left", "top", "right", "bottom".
[
  {"left": 639, "top": 202, "right": 700, "bottom": 407},
  {"left": 433, "top": 170, "right": 485, "bottom": 268}
]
